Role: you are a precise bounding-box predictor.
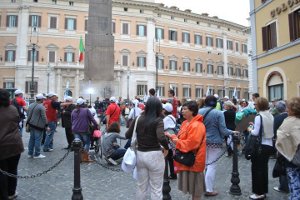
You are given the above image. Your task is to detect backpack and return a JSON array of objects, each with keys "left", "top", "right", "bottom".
[{"left": 12, "top": 98, "right": 25, "bottom": 120}]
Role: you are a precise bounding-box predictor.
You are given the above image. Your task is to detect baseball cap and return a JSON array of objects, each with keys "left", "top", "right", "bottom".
[
  {"left": 14, "top": 89, "right": 23, "bottom": 95},
  {"left": 110, "top": 96, "right": 116, "bottom": 102},
  {"left": 36, "top": 93, "right": 46, "bottom": 100},
  {"left": 163, "top": 103, "right": 173, "bottom": 113},
  {"left": 224, "top": 100, "right": 234, "bottom": 107},
  {"left": 65, "top": 96, "right": 73, "bottom": 102},
  {"left": 47, "top": 92, "right": 57, "bottom": 98},
  {"left": 214, "top": 94, "right": 219, "bottom": 99},
  {"left": 76, "top": 98, "right": 85, "bottom": 105},
  {"left": 224, "top": 96, "right": 229, "bottom": 100}
]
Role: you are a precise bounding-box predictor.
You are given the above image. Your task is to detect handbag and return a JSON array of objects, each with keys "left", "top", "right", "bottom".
[
  {"left": 244, "top": 115, "right": 263, "bottom": 160},
  {"left": 173, "top": 150, "right": 195, "bottom": 167},
  {"left": 25, "top": 104, "right": 38, "bottom": 133},
  {"left": 121, "top": 116, "right": 140, "bottom": 173},
  {"left": 272, "top": 154, "right": 286, "bottom": 178}
]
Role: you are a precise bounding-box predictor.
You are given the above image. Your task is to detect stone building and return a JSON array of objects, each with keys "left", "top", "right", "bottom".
[
  {"left": 0, "top": 0, "right": 250, "bottom": 101},
  {"left": 250, "top": 0, "right": 300, "bottom": 100}
]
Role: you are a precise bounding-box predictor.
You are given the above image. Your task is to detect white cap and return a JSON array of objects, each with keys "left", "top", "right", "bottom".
[
  {"left": 47, "top": 92, "right": 57, "bottom": 98},
  {"left": 65, "top": 96, "right": 73, "bottom": 102},
  {"left": 224, "top": 100, "right": 234, "bottom": 107},
  {"left": 224, "top": 96, "right": 229, "bottom": 100},
  {"left": 214, "top": 94, "right": 219, "bottom": 99},
  {"left": 36, "top": 93, "right": 46, "bottom": 100},
  {"left": 132, "top": 99, "right": 139, "bottom": 106},
  {"left": 14, "top": 89, "right": 23, "bottom": 95},
  {"left": 163, "top": 103, "right": 173, "bottom": 113},
  {"left": 76, "top": 98, "right": 85, "bottom": 105},
  {"left": 110, "top": 96, "right": 116, "bottom": 102}
]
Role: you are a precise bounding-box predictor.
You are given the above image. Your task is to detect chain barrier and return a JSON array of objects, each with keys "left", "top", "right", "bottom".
[
  {"left": 0, "top": 149, "right": 71, "bottom": 179},
  {"left": 91, "top": 154, "right": 122, "bottom": 172},
  {"left": 206, "top": 139, "right": 234, "bottom": 166}
]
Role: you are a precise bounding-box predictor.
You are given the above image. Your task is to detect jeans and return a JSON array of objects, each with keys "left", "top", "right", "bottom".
[
  {"left": 287, "top": 167, "right": 300, "bottom": 200},
  {"left": 136, "top": 150, "right": 165, "bottom": 200},
  {"left": 74, "top": 132, "right": 90, "bottom": 152},
  {"left": 110, "top": 148, "right": 126, "bottom": 160},
  {"left": 43, "top": 121, "right": 57, "bottom": 151},
  {"left": 0, "top": 154, "right": 21, "bottom": 199},
  {"left": 205, "top": 146, "right": 223, "bottom": 192},
  {"left": 28, "top": 128, "right": 43, "bottom": 156}
]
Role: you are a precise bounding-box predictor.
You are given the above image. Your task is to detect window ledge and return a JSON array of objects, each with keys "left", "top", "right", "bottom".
[{"left": 65, "top": 30, "right": 76, "bottom": 34}]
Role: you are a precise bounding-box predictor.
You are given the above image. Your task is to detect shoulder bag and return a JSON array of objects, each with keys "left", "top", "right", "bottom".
[
  {"left": 122, "top": 116, "right": 140, "bottom": 173},
  {"left": 173, "top": 108, "right": 213, "bottom": 167},
  {"left": 244, "top": 115, "right": 263, "bottom": 160},
  {"left": 25, "top": 104, "right": 38, "bottom": 133}
]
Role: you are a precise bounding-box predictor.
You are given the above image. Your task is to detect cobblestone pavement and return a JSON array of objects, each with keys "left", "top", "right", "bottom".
[{"left": 14, "top": 125, "right": 288, "bottom": 200}]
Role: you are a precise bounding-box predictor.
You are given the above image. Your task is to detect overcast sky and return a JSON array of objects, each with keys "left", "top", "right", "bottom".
[{"left": 154, "top": 0, "right": 250, "bottom": 26}]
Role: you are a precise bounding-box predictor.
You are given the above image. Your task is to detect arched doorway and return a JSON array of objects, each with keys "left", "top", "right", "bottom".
[{"left": 267, "top": 71, "right": 283, "bottom": 101}]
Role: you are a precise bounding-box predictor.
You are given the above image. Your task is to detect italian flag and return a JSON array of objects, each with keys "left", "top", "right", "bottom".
[{"left": 78, "top": 36, "right": 84, "bottom": 62}]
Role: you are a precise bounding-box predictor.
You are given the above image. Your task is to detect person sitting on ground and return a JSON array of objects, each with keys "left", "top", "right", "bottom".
[{"left": 102, "top": 122, "right": 127, "bottom": 162}]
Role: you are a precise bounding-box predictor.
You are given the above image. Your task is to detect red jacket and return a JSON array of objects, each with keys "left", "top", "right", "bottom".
[{"left": 170, "top": 114, "right": 206, "bottom": 172}]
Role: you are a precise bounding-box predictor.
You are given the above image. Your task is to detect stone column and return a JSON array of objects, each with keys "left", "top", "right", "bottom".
[
  {"left": 16, "top": 5, "right": 29, "bottom": 66},
  {"left": 146, "top": 18, "right": 156, "bottom": 72}
]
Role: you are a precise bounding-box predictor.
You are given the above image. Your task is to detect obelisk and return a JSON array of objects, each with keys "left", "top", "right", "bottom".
[{"left": 83, "top": 0, "right": 114, "bottom": 98}]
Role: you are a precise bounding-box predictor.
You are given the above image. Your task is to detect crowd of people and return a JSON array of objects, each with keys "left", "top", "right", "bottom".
[{"left": 1, "top": 86, "right": 300, "bottom": 200}]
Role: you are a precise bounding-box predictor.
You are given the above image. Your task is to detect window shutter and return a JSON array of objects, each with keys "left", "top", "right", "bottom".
[
  {"left": 189, "top": 88, "right": 191, "bottom": 97},
  {"left": 136, "top": 25, "right": 139, "bottom": 35},
  {"left": 28, "top": 50, "right": 31, "bottom": 61},
  {"left": 262, "top": 26, "right": 268, "bottom": 51},
  {"left": 270, "top": 22, "right": 277, "bottom": 49},
  {"left": 162, "top": 29, "right": 164, "bottom": 39},
  {"left": 5, "top": 50, "right": 8, "bottom": 61},
  {"left": 72, "top": 53, "right": 75, "bottom": 62},
  {"left": 29, "top": 15, "right": 32, "bottom": 27},
  {"left": 144, "top": 25, "right": 147, "bottom": 36},
  {"left": 182, "top": 32, "right": 184, "bottom": 42},
  {"left": 144, "top": 57, "right": 147, "bottom": 67},
  {"left": 175, "top": 61, "right": 177, "bottom": 70},
  {"left": 49, "top": 51, "right": 55, "bottom": 62},
  {"left": 194, "top": 35, "right": 197, "bottom": 44},
  {"left": 169, "top": 60, "right": 171, "bottom": 69},
  {"left": 168, "top": 30, "right": 171, "bottom": 40},
  {"left": 38, "top": 16, "right": 41, "bottom": 27},
  {"left": 65, "top": 18, "right": 68, "bottom": 29},
  {"left": 74, "top": 19, "right": 77, "bottom": 30},
  {"left": 162, "top": 59, "right": 164, "bottom": 69},
  {"left": 15, "top": 16, "right": 18, "bottom": 27},
  {"left": 85, "top": 19, "right": 88, "bottom": 31},
  {"left": 64, "top": 52, "right": 67, "bottom": 62},
  {"left": 112, "top": 21, "right": 115, "bottom": 33},
  {"left": 36, "top": 51, "right": 39, "bottom": 61},
  {"left": 175, "top": 31, "right": 177, "bottom": 41},
  {"left": 188, "top": 33, "right": 190, "bottom": 43},
  {"left": 137, "top": 57, "right": 140, "bottom": 67},
  {"left": 6, "top": 16, "right": 9, "bottom": 27},
  {"left": 155, "top": 28, "right": 158, "bottom": 39},
  {"left": 289, "top": 12, "right": 295, "bottom": 41},
  {"left": 13, "top": 50, "right": 16, "bottom": 61}
]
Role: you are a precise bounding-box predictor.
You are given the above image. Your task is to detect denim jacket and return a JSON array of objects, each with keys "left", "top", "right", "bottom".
[{"left": 198, "top": 107, "right": 232, "bottom": 144}]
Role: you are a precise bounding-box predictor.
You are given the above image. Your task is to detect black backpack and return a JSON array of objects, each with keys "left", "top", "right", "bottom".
[{"left": 12, "top": 98, "right": 26, "bottom": 120}]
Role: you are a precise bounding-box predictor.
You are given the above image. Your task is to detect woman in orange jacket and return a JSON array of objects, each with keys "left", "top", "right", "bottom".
[{"left": 166, "top": 101, "right": 206, "bottom": 200}]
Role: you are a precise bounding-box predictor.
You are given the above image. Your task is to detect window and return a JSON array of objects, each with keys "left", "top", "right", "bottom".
[
  {"left": 6, "top": 15, "right": 18, "bottom": 28},
  {"left": 29, "top": 15, "right": 41, "bottom": 27},
  {"left": 5, "top": 50, "right": 16, "bottom": 62},
  {"left": 157, "top": 58, "right": 164, "bottom": 69},
  {"left": 184, "top": 19, "right": 187, "bottom": 22},
  {"left": 262, "top": 22, "right": 277, "bottom": 51},
  {"left": 195, "top": 87, "right": 203, "bottom": 98},
  {"left": 124, "top": 8, "right": 128, "bottom": 12},
  {"left": 195, "top": 63, "right": 203, "bottom": 73},
  {"left": 48, "top": 51, "right": 56, "bottom": 63},
  {"left": 183, "top": 86, "right": 191, "bottom": 98},
  {"left": 169, "top": 30, "right": 177, "bottom": 41},
  {"left": 3, "top": 81, "right": 15, "bottom": 89},
  {"left": 11, "top": 0, "right": 16, "bottom": 2},
  {"left": 69, "top": 1, "right": 74, "bottom": 6},
  {"left": 25, "top": 81, "right": 38, "bottom": 94},
  {"left": 243, "top": 69, "right": 248, "bottom": 78},
  {"left": 33, "top": 0, "right": 38, "bottom": 2},
  {"left": 137, "top": 56, "right": 146, "bottom": 67},
  {"left": 289, "top": 8, "right": 300, "bottom": 41},
  {"left": 228, "top": 66, "right": 234, "bottom": 76},
  {"left": 217, "top": 89, "right": 224, "bottom": 98},
  {"left": 137, "top": 25, "right": 147, "bottom": 37},
  {"left": 194, "top": 35, "right": 202, "bottom": 45},
  {"left": 206, "top": 36, "right": 213, "bottom": 47},
  {"left": 227, "top": 40, "right": 233, "bottom": 50},
  {"left": 157, "top": 85, "right": 165, "bottom": 97},
  {"left": 52, "top": 0, "right": 57, "bottom": 4},
  {"left": 169, "top": 60, "right": 177, "bottom": 71},
  {"left": 50, "top": 16, "right": 57, "bottom": 29},
  {"left": 207, "top": 64, "right": 214, "bottom": 74},
  {"left": 182, "top": 32, "right": 190, "bottom": 43},
  {"left": 137, "top": 84, "right": 147, "bottom": 96},
  {"left": 112, "top": 21, "right": 115, "bottom": 33},
  {"left": 268, "top": 84, "right": 283, "bottom": 101},
  {"left": 155, "top": 28, "right": 164, "bottom": 40},
  {"left": 242, "top": 44, "right": 248, "bottom": 53},
  {"left": 64, "top": 52, "right": 75, "bottom": 62},
  {"left": 65, "top": 18, "right": 76, "bottom": 31},
  {"left": 236, "top": 68, "right": 241, "bottom": 77},
  {"left": 235, "top": 42, "right": 239, "bottom": 52},
  {"left": 27, "top": 50, "right": 39, "bottom": 62},
  {"left": 171, "top": 16, "right": 174, "bottom": 20},
  {"left": 122, "top": 55, "right": 128, "bottom": 66},
  {"left": 140, "top": 10, "right": 144, "bottom": 14},
  {"left": 216, "top": 38, "right": 223, "bottom": 48},
  {"left": 217, "top": 66, "right": 224, "bottom": 75},
  {"left": 183, "top": 61, "right": 190, "bottom": 72},
  {"left": 122, "top": 23, "right": 129, "bottom": 35}
]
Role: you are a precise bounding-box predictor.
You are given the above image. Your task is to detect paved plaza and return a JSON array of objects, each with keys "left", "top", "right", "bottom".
[{"left": 14, "top": 125, "right": 288, "bottom": 200}]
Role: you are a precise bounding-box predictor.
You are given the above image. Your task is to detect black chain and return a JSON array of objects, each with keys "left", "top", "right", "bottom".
[
  {"left": 0, "top": 150, "right": 71, "bottom": 179},
  {"left": 91, "top": 154, "right": 122, "bottom": 172}
]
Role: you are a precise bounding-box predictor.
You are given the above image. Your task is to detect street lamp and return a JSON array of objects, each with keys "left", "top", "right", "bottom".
[{"left": 30, "top": 26, "right": 39, "bottom": 101}]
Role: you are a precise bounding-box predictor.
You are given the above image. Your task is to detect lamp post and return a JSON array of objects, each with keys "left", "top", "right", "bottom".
[
  {"left": 127, "top": 66, "right": 130, "bottom": 100},
  {"left": 30, "top": 26, "right": 38, "bottom": 102},
  {"left": 46, "top": 63, "right": 52, "bottom": 94},
  {"left": 155, "top": 39, "right": 160, "bottom": 92}
]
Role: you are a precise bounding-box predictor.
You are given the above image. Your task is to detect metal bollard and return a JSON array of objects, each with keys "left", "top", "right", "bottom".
[
  {"left": 162, "top": 156, "right": 172, "bottom": 200},
  {"left": 72, "top": 138, "right": 83, "bottom": 200},
  {"left": 229, "top": 134, "right": 242, "bottom": 195}
]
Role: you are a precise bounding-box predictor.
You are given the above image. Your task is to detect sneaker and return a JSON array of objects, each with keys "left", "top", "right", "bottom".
[
  {"left": 273, "top": 186, "right": 288, "bottom": 193},
  {"left": 34, "top": 154, "right": 46, "bottom": 159},
  {"left": 27, "top": 155, "right": 33, "bottom": 158},
  {"left": 49, "top": 148, "right": 54, "bottom": 152},
  {"left": 249, "top": 194, "right": 266, "bottom": 199},
  {"left": 8, "top": 192, "right": 18, "bottom": 199}
]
